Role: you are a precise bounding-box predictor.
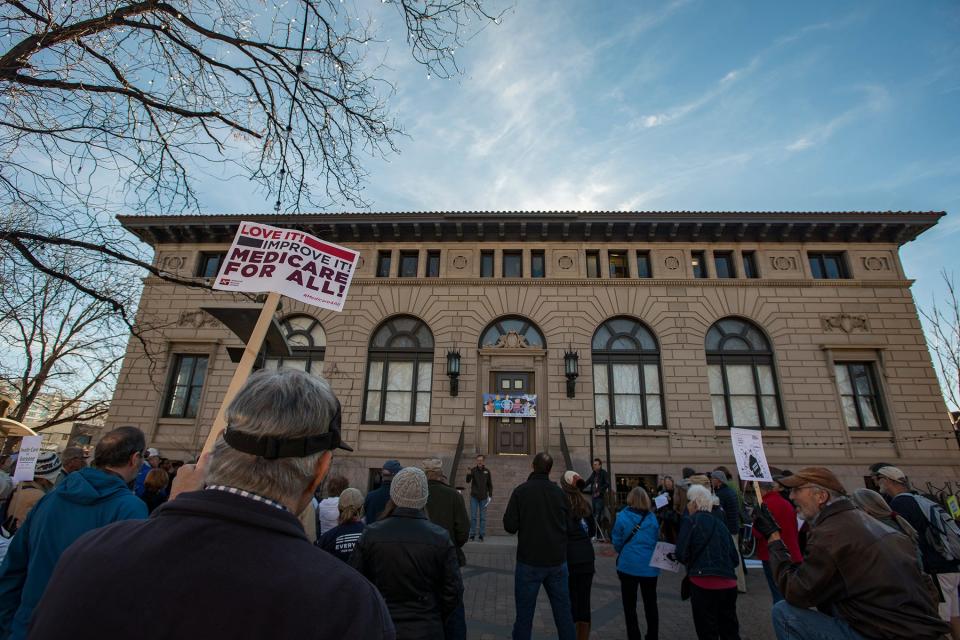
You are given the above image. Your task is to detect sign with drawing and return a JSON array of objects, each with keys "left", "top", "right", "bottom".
[{"left": 729, "top": 428, "right": 772, "bottom": 482}]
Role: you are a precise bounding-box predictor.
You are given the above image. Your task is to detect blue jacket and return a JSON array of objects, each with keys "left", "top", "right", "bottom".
[
  {"left": 0, "top": 467, "right": 147, "bottom": 639},
  {"left": 612, "top": 507, "right": 660, "bottom": 577},
  {"left": 675, "top": 510, "right": 739, "bottom": 580}
]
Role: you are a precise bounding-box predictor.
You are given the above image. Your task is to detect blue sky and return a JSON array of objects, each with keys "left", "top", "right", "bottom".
[{"left": 199, "top": 0, "right": 960, "bottom": 308}]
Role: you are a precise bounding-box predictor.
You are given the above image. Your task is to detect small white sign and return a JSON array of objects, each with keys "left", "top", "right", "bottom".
[
  {"left": 12, "top": 436, "right": 43, "bottom": 483},
  {"left": 730, "top": 427, "right": 772, "bottom": 482},
  {"left": 649, "top": 541, "right": 682, "bottom": 572},
  {"left": 654, "top": 494, "right": 669, "bottom": 510},
  {"left": 213, "top": 221, "right": 359, "bottom": 312}
]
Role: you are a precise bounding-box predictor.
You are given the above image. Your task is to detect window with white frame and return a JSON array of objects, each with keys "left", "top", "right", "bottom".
[{"left": 263, "top": 315, "right": 326, "bottom": 375}]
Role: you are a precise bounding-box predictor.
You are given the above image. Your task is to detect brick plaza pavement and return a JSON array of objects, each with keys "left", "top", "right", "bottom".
[{"left": 461, "top": 536, "right": 776, "bottom": 640}]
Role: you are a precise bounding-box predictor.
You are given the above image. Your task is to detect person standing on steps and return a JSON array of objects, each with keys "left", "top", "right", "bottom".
[
  {"left": 466, "top": 454, "right": 492, "bottom": 542},
  {"left": 583, "top": 458, "right": 610, "bottom": 540}
]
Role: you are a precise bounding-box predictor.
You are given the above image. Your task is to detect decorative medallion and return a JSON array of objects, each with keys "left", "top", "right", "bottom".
[
  {"left": 453, "top": 255, "right": 468, "bottom": 270},
  {"left": 770, "top": 256, "right": 797, "bottom": 271},
  {"left": 558, "top": 256, "right": 574, "bottom": 270},
  {"left": 821, "top": 314, "right": 869, "bottom": 334},
  {"left": 862, "top": 256, "right": 890, "bottom": 271},
  {"left": 664, "top": 256, "right": 680, "bottom": 270},
  {"left": 158, "top": 254, "right": 187, "bottom": 272}
]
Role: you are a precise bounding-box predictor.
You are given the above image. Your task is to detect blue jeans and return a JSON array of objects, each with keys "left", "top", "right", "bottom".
[
  {"left": 772, "top": 601, "right": 867, "bottom": 640},
  {"left": 762, "top": 560, "right": 783, "bottom": 603},
  {"left": 513, "top": 561, "right": 575, "bottom": 640},
  {"left": 470, "top": 496, "right": 487, "bottom": 538},
  {"left": 444, "top": 601, "right": 466, "bottom": 640}
]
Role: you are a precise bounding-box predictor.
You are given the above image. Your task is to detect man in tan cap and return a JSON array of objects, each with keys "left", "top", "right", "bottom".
[
  {"left": 876, "top": 465, "right": 960, "bottom": 638},
  {"left": 422, "top": 457, "right": 469, "bottom": 640},
  {"left": 752, "top": 466, "right": 948, "bottom": 640}
]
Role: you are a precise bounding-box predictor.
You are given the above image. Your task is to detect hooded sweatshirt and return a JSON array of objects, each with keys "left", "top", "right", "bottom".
[{"left": 0, "top": 466, "right": 146, "bottom": 640}]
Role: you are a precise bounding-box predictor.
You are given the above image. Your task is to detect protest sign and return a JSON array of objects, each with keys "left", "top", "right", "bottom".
[
  {"left": 649, "top": 542, "right": 682, "bottom": 572},
  {"left": 654, "top": 494, "right": 669, "bottom": 510},
  {"left": 213, "top": 221, "right": 359, "bottom": 312},
  {"left": 12, "top": 436, "right": 43, "bottom": 483},
  {"left": 730, "top": 428, "right": 772, "bottom": 482},
  {"left": 948, "top": 495, "right": 960, "bottom": 520}
]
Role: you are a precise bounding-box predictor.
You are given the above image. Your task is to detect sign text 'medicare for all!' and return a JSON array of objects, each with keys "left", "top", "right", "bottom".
[{"left": 213, "top": 221, "right": 359, "bottom": 311}]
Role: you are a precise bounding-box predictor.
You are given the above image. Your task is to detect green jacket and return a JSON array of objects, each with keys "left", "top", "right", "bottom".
[{"left": 426, "top": 479, "right": 470, "bottom": 566}]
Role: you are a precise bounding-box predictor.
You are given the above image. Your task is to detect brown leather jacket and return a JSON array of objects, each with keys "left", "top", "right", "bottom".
[{"left": 769, "top": 498, "right": 948, "bottom": 640}]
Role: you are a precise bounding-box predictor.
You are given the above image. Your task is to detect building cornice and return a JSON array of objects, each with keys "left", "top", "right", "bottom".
[{"left": 117, "top": 211, "right": 944, "bottom": 247}]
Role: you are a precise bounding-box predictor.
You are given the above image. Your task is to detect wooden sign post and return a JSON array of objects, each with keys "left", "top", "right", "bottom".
[{"left": 201, "top": 291, "right": 281, "bottom": 455}]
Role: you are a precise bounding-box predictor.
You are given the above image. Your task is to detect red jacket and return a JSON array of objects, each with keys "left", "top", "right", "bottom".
[{"left": 756, "top": 491, "right": 802, "bottom": 562}]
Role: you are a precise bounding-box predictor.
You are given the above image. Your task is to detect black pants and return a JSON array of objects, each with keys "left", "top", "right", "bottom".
[
  {"left": 568, "top": 569, "right": 593, "bottom": 623},
  {"left": 617, "top": 572, "right": 658, "bottom": 640},
  {"left": 689, "top": 584, "right": 740, "bottom": 640}
]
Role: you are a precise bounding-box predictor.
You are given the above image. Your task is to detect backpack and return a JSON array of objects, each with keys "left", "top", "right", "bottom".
[{"left": 910, "top": 494, "right": 960, "bottom": 562}]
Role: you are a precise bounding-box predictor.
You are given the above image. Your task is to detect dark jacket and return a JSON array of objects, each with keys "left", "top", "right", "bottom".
[
  {"left": 365, "top": 479, "right": 392, "bottom": 524},
  {"left": 319, "top": 520, "right": 365, "bottom": 563},
  {"left": 27, "top": 489, "right": 395, "bottom": 640},
  {"left": 503, "top": 472, "right": 568, "bottom": 567},
  {"left": 565, "top": 501, "right": 595, "bottom": 573},
  {"left": 583, "top": 468, "right": 609, "bottom": 499},
  {"left": 714, "top": 483, "right": 740, "bottom": 535},
  {"left": 769, "top": 498, "right": 948, "bottom": 640},
  {"left": 0, "top": 467, "right": 147, "bottom": 640},
  {"left": 465, "top": 466, "right": 492, "bottom": 501},
  {"left": 675, "top": 510, "right": 739, "bottom": 580},
  {"left": 425, "top": 479, "right": 470, "bottom": 566},
  {"left": 351, "top": 507, "right": 463, "bottom": 640}
]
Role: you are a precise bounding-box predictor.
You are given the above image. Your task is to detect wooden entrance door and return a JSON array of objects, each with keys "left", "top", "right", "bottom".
[{"left": 494, "top": 372, "right": 532, "bottom": 454}]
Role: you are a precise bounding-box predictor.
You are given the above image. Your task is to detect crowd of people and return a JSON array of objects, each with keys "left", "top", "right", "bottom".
[{"left": 0, "top": 368, "right": 956, "bottom": 640}]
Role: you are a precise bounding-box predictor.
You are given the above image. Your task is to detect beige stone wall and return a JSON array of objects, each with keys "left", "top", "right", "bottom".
[{"left": 106, "top": 239, "right": 958, "bottom": 492}]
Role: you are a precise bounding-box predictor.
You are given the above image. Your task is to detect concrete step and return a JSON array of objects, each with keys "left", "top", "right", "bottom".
[{"left": 454, "top": 454, "right": 570, "bottom": 536}]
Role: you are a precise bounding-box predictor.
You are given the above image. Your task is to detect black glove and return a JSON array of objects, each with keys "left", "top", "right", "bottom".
[{"left": 752, "top": 504, "right": 780, "bottom": 540}]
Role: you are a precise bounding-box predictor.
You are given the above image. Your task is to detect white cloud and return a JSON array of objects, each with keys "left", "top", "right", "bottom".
[{"left": 784, "top": 84, "right": 890, "bottom": 152}]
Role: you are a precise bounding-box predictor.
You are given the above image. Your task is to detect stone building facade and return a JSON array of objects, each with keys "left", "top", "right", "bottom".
[{"left": 108, "top": 211, "right": 958, "bottom": 497}]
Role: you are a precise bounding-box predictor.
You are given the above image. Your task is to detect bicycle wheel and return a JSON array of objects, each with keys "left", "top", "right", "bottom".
[{"left": 740, "top": 533, "right": 757, "bottom": 559}]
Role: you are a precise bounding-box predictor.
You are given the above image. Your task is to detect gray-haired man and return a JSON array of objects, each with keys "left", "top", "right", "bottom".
[{"left": 29, "top": 369, "right": 396, "bottom": 640}]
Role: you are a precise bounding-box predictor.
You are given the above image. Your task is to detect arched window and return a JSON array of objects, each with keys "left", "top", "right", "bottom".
[
  {"left": 479, "top": 316, "right": 546, "bottom": 348},
  {"left": 263, "top": 315, "right": 326, "bottom": 374},
  {"left": 591, "top": 317, "right": 663, "bottom": 427},
  {"left": 706, "top": 317, "right": 783, "bottom": 429},
  {"left": 363, "top": 316, "right": 434, "bottom": 424}
]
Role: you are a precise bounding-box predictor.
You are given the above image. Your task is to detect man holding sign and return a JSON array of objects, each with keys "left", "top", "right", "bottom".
[{"left": 753, "top": 467, "right": 948, "bottom": 640}]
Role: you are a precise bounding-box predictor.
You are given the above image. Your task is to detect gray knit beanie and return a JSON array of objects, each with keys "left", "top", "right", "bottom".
[{"left": 390, "top": 467, "right": 429, "bottom": 510}]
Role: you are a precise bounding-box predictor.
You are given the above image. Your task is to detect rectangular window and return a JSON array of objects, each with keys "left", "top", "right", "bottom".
[
  {"left": 399, "top": 251, "right": 419, "bottom": 278},
  {"left": 196, "top": 252, "right": 225, "bottom": 278},
  {"left": 376, "top": 251, "right": 392, "bottom": 278},
  {"left": 593, "top": 362, "right": 663, "bottom": 428},
  {"left": 809, "top": 252, "right": 849, "bottom": 279},
  {"left": 363, "top": 358, "right": 432, "bottom": 424},
  {"left": 531, "top": 251, "right": 545, "bottom": 278},
  {"left": 586, "top": 251, "right": 601, "bottom": 278},
  {"left": 164, "top": 354, "right": 208, "bottom": 419},
  {"left": 708, "top": 361, "right": 781, "bottom": 429},
  {"left": 714, "top": 252, "right": 735, "bottom": 279},
  {"left": 742, "top": 252, "right": 758, "bottom": 279},
  {"left": 636, "top": 251, "right": 652, "bottom": 278},
  {"left": 426, "top": 251, "right": 441, "bottom": 278},
  {"left": 835, "top": 362, "right": 886, "bottom": 429},
  {"left": 502, "top": 251, "right": 523, "bottom": 278},
  {"left": 480, "top": 251, "right": 494, "bottom": 278},
  {"left": 608, "top": 251, "right": 629, "bottom": 278},
  {"left": 691, "top": 251, "right": 707, "bottom": 278}
]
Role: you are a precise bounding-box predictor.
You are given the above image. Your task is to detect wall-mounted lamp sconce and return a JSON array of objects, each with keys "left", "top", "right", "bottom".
[
  {"left": 447, "top": 350, "right": 461, "bottom": 396},
  {"left": 564, "top": 350, "right": 579, "bottom": 398}
]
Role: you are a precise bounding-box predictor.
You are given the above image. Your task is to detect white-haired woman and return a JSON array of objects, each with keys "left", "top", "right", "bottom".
[{"left": 675, "top": 484, "right": 742, "bottom": 640}]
